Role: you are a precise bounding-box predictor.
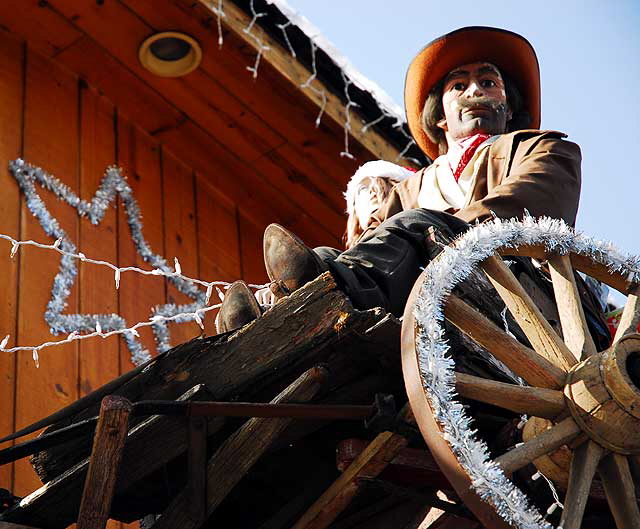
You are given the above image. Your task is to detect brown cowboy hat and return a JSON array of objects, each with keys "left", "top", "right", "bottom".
[{"left": 405, "top": 26, "right": 540, "bottom": 160}]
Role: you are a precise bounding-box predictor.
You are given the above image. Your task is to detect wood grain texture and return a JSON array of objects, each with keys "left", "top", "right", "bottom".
[
  {"left": 162, "top": 149, "right": 201, "bottom": 347},
  {"left": 599, "top": 453, "right": 640, "bottom": 529},
  {"left": 444, "top": 294, "right": 565, "bottom": 389},
  {"left": 76, "top": 396, "right": 131, "bottom": 529},
  {"left": 482, "top": 255, "right": 577, "bottom": 372},
  {"left": 548, "top": 254, "right": 597, "bottom": 360},
  {"left": 0, "top": 29, "right": 23, "bottom": 492},
  {"left": 291, "top": 431, "right": 408, "bottom": 529},
  {"left": 558, "top": 440, "right": 603, "bottom": 529},
  {"left": 14, "top": 48, "right": 80, "bottom": 496},
  {"left": 454, "top": 372, "right": 566, "bottom": 419},
  {"left": 78, "top": 85, "right": 120, "bottom": 398},
  {"left": 116, "top": 119, "right": 165, "bottom": 369},
  {"left": 613, "top": 285, "right": 640, "bottom": 344},
  {"left": 495, "top": 417, "right": 581, "bottom": 474},
  {"left": 151, "top": 366, "right": 328, "bottom": 529}
]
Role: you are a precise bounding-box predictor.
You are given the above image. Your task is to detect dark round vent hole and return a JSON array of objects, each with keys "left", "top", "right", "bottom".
[{"left": 149, "top": 37, "right": 192, "bottom": 61}]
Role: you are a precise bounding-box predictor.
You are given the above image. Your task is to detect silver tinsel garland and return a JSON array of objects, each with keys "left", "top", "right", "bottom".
[
  {"left": 413, "top": 215, "right": 639, "bottom": 529},
  {"left": 9, "top": 159, "right": 208, "bottom": 365}
]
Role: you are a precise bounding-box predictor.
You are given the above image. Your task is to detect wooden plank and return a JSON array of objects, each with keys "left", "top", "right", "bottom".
[
  {"left": 0, "top": 29, "right": 24, "bottom": 493},
  {"left": 77, "top": 396, "right": 132, "bottom": 529},
  {"left": 0, "top": 1, "right": 81, "bottom": 58},
  {"left": 48, "top": 0, "right": 343, "bottom": 241},
  {"left": 194, "top": 175, "right": 241, "bottom": 335},
  {"left": 55, "top": 34, "right": 184, "bottom": 135},
  {"left": 151, "top": 366, "right": 328, "bottom": 529},
  {"left": 161, "top": 149, "right": 201, "bottom": 346},
  {"left": 548, "top": 254, "right": 597, "bottom": 360},
  {"left": 290, "top": 431, "right": 408, "bottom": 529},
  {"left": 78, "top": 84, "right": 120, "bottom": 397},
  {"left": 495, "top": 417, "right": 581, "bottom": 474},
  {"left": 613, "top": 285, "right": 640, "bottom": 344},
  {"left": 482, "top": 255, "right": 577, "bottom": 372},
  {"left": 188, "top": 0, "right": 406, "bottom": 165},
  {"left": 444, "top": 294, "right": 565, "bottom": 389},
  {"left": 3, "top": 275, "right": 386, "bottom": 527},
  {"left": 558, "top": 440, "right": 603, "bottom": 529},
  {"left": 116, "top": 119, "right": 166, "bottom": 369},
  {"left": 128, "top": 0, "right": 375, "bottom": 181},
  {"left": 454, "top": 372, "right": 566, "bottom": 419},
  {"left": 238, "top": 212, "right": 269, "bottom": 285},
  {"left": 14, "top": 47, "right": 80, "bottom": 496},
  {"left": 50, "top": 0, "right": 282, "bottom": 157},
  {"left": 599, "top": 453, "right": 640, "bottom": 529}
]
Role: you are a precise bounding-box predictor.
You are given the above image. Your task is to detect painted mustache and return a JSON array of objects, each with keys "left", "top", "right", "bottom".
[{"left": 457, "top": 97, "right": 507, "bottom": 113}]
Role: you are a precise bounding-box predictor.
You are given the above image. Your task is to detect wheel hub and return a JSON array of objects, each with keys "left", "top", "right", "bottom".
[{"left": 564, "top": 333, "right": 640, "bottom": 454}]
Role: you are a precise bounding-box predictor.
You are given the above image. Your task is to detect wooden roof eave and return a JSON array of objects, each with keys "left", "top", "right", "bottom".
[{"left": 206, "top": 0, "right": 413, "bottom": 166}]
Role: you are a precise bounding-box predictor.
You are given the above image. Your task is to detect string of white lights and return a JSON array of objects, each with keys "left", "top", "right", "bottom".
[
  {"left": 362, "top": 107, "right": 421, "bottom": 166},
  {"left": 0, "top": 234, "right": 267, "bottom": 365},
  {"left": 299, "top": 40, "right": 328, "bottom": 127},
  {"left": 243, "top": 0, "right": 270, "bottom": 78},
  {"left": 208, "top": 0, "right": 226, "bottom": 48},
  {"left": 276, "top": 20, "right": 296, "bottom": 58},
  {"left": 0, "top": 234, "right": 265, "bottom": 294},
  {"left": 1, "top": 303, "right": 222, "bottom": 368},
  {"left": 339, "top": 70, "right": 358, "bottom": 160}
]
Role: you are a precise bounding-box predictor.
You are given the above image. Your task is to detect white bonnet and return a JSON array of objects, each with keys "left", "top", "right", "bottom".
[{"left": 344, "top": 160, "right": 415, "bottom": 214}]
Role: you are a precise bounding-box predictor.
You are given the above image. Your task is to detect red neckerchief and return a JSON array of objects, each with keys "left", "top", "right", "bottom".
[{"left": 452, "top": 133, "right": 491, "bottom": 181}]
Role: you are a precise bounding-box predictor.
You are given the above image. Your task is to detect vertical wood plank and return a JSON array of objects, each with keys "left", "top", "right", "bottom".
[
  {"left": 162, "top": 148, "right": 201, "bottom": 346},
  {"left": 238, "top": 212, "right": 269, "bottom": 286},
  {"left": 0, "top": 29, "right": 24, "bottom": 493},
  {"left": 195, "top": 176, "right": 241, "bottom": 335},
  {"left": 14, "top": 48, "right": 80, "bottom": 495},
  {"left": 78, "top": 84, "right": 119, "bottom": 396},
  {"left": 78, "top": 85, "right": 123, "bottom": 529},
  {"left": 116, "top": 118, "right": 165, "bottom": 370}
]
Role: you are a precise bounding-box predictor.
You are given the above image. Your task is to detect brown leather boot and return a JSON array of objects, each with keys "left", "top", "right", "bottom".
[
  {"left": 215, "top": 281, "right": 262, "bottom": 333},
  {"left": 263, "top": 224, "right": 327, "bottom": 299}
]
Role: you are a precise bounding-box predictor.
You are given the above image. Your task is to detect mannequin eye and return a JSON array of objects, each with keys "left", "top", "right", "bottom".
[
  {"left": 452, "top": 82, "right": 466, "bottom": 91},
  {"left": 480, "top": 79, "right": 497, "bottom": 88}
]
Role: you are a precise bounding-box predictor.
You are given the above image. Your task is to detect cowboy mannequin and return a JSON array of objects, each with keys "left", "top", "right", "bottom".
[{"left": 218, "top": 26, "right": 585, "bottom": 329}]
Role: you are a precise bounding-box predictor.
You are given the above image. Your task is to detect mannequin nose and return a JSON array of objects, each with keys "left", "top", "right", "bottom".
[{"left": 465, "top": 81, "right": 483, "bottom": 98}]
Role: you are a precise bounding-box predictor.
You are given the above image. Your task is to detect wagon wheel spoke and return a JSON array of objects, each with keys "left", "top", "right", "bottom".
[
  {"left": 598, "top": 452, "right": 640, "bottom": 529},
  {"left": 548, "top": 254, "right": 598, "bottom": 360},
  {"left": 613, "top": 285, "right": 640, "bottom": 344},
  {"left": 482, "top": 255, "right": 577, "bottom": 371},
  {"left": 454, "top": 372, "right": 565, "bottom": 419},
  {"left": 558, "top": 440, "right": 603, "bottom": 529},
  {"left": 445, "top": 294, "right": 565, "bottom": 389},
  {"left": 495, "top": 417, "right": 581, "bottom": 474}
]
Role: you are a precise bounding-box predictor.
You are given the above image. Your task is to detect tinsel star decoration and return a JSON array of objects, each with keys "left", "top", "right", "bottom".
[{"left": 9, "top": 159, "right": 207, "bottom": 366}]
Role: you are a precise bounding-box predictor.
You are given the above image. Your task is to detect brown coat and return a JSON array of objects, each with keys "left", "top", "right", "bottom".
[{"left": 367, "top": 129, "right": 581, "bottom": 233}]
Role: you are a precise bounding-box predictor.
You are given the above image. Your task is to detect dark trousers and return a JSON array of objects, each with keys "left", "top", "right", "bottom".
[{"left": 315, "top": 208, "right": 469, "bottom": 317}]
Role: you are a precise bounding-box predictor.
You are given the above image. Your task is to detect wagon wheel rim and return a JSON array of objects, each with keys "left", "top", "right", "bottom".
[{"left": 401, "top": 216, "right": 640, "bottom": 529}]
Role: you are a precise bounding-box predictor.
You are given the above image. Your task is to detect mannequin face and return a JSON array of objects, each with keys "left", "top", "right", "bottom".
[
  {"left": 437, "top": 62, "right": 512, "bottom": 145},
  {"left": 354, "top": 177, "right": 384, "bottom": 230}
]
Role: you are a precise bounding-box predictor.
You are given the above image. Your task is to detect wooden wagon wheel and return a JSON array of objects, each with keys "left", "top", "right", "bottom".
[{"left": 401, "top": 217, "right": 640, "bottom": 529}]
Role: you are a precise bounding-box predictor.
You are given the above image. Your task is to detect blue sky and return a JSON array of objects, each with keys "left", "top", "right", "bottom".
[{"left": 286, "top": 1, "right": 640, "bottom": 272}]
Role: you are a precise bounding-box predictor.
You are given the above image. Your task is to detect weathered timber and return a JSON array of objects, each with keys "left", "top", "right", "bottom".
[
  {"left": 290, "top": 430, "right": 408, "bottom": 529},
  {"left": 31, "top": 273, "right": 363, "bottom": 480},
  {"left": 151, "top": 366, "right": 328, "bottom": 529},
  {"left": 1, "top": 384, "right": 215, "bottom": 528},
  {"left": 76, "top": 396, "right": 132, "bottom": 529}
]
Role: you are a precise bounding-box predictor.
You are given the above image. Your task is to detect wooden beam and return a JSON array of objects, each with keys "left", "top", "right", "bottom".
[
  {"left": 151, "top": 366, "right": 328, "bottom": 529},
  {"left": 290, "top": 431, "right": 408, "bottom": 529},
  {"left": 195, "top": 0, "right": 410, "bottom": 165},
  {"left": 77, "top": 396, "right": 132, "bottom": 529},
  {"left": 548, "top": 254, "right": 598, "bottom": 360}
]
